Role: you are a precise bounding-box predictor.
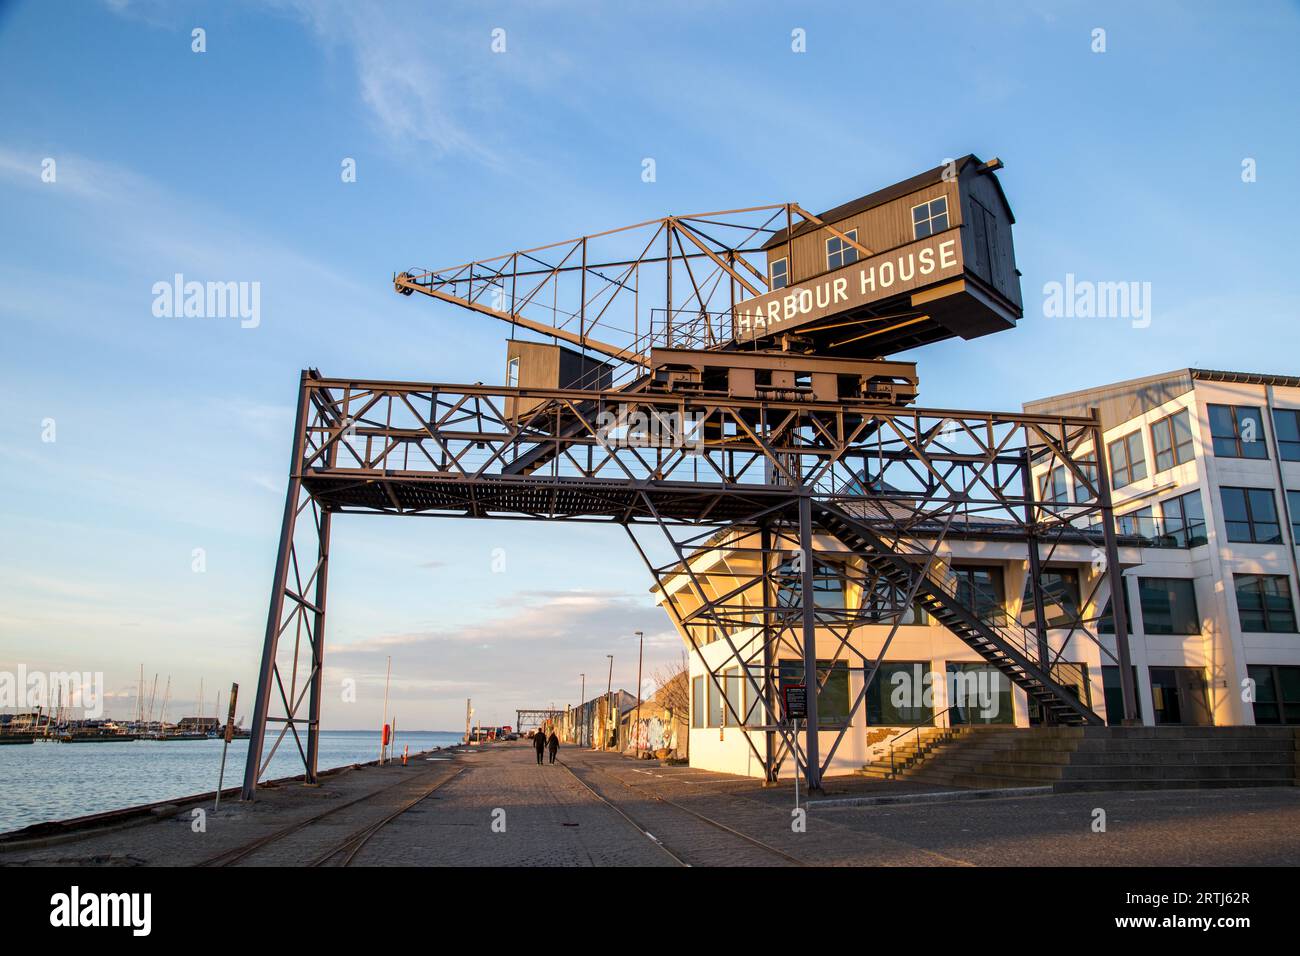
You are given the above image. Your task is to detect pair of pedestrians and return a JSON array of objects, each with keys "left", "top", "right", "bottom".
[{"left": 533, "top": 730, "right": 559, "bottom": 764}]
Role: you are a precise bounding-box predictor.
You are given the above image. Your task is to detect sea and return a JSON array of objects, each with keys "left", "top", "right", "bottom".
[{"left": 0, "top": 729, "right": 464, "bottom": 835}]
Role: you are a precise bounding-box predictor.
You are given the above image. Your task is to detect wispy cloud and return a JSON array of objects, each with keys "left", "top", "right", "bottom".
[{"left": 320, "top": 588, "right": 680, "bottom": 726}]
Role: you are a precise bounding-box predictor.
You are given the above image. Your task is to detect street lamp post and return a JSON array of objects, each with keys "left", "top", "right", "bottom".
[
  {"left": 605, "top": 654, "right": 614, "bottom": 751},
  {"left": 634, "top": 631, "right": 644, "bottom": 757}
]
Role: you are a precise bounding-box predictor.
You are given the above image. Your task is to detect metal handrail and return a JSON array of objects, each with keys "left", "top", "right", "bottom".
[
  {"left": 887, "top": 705, "right": 957, "bottom": 776},
  {"left": 919, "top": 568, "right": 1088, "bottom": 691}
]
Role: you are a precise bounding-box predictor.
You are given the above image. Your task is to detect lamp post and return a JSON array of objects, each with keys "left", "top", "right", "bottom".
[
  {"left": 633, "top": 631, "right": 644, "bottom": 756},
  {"left": 605, "top": 654, "right": 614, "bottom": 750}
]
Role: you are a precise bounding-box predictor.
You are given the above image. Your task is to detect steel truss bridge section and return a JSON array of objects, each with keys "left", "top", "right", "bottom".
[
  {"left": 240, "top": 370, "right": 1138, "bottom": 799},
  {"left": 516, "top": 710, "right": 563, "bottom": 734}
]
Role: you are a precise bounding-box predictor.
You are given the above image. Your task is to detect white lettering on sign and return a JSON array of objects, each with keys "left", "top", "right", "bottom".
[{"left": 735, "top": 234, "right": 962, "bottom": 340}]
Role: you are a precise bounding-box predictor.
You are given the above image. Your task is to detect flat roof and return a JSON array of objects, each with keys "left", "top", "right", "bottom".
[{"left": 1023, "top": 368, "right": 1300, "bottom": 432}]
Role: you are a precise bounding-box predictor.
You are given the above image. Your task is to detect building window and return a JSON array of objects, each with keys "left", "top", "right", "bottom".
[
  {"left": 505, "top": 356, "right": 520, "bottom": 388},
  {"left": 1098, "top": 583, "right": 1133, "bottom": 634},
  {"left": 1289, "top": 490, "right": 1300, "bottom": 544},
  {"left": 825, "top": 230, "right": 858, "bottom": 270},
  {"left": 1137, "top": 577, "right": 1201, "bottom": 635},
  {"left": 691, "top": 676, "right": 704, "bottom": 728},
  {"left": 1159, "top": 490, "right": 1207, "bottom": 548},
  {"left": 1220, "top": 486, "right": 1282, "bottom": 544},
  {"left": 1208, "top": 403, "right": 1268, "bottom": 459},
  {"left": 1275, "top": 409, "right": 1300, "bottom": 461},
  {"left": 947, "top": 565, "right": 1005, "bottom": 624},
  {"left": 862, "top": 578, "right": 929, "bottom": 626},
  {"left": 1234, "top": 574, "right": 1298, "bottom": 633},
  {"left": 866, "top": 662, "right": 933, "bottom": 726},
  {"left": 1039, "top": 465, "right": 1069, "bottom": 504},
  {"left": 770, "top": 257, "right": 788, "bottom": 290},
  {"left": 1149, "top": 409, "right": 1194, "bottom": 472},
  {"left": 1118, "top": 505, "right": 1154, "bottom": 539},
  {"left": 946, "top": 663, "right": 1013, "bottom": 725},
  {"left": 723, "top": 667, "right": 742, "bottom": 726},
  {"left": 1021, "top": 569, "right": 1082, "bottom": 629},
  {"left": 1072, "top": 454, "right": 1098, "bottom": 503},
  {"left": 707, "top": 674, "right": 724, "bottom": 727},
  {"left": 1101, "top": 666, "right": 1139, "bottom": 726},
  {"left": 778, "top": 660, "right": 850, "bottom": 726},
  {"left": 911, "top": 196, "right": 949, "bottom": 239},
  {"left": 776, "top": 559, "right": 846, "bottom": 609},
  {"left": 744, "top": 666, "right": 766, "bottom": 726},
  {"left": 1107, "top": 430, "right": 1147, "bottom": 489},
  {"left": 1248, "top": 665, "right": 1300, "bottom": 725}
]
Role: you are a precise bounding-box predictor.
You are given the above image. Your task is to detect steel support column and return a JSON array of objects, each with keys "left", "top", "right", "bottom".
[
  {"left": 1091, "top": 409, "right": 1139, "bottom": 724},
  {"left": 797, "top": 494, "right": 822, "bottom": 792},
  {"left": 242, "top": 372, "right": 314, "bottom": 800},
  {"left": 760, "top": 522, "right": 776, "bottom": 784},
  {"left": 303, "top": 508, "right": 331, "bottom": 781},
  {"left": 1020, "top": 449, "right": 1052, "bottom": 721}
]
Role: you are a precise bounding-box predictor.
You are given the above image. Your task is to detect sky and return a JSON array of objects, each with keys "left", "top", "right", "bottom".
[{"left": 1, "top": 0, "right": 1297, "bottom": 731}]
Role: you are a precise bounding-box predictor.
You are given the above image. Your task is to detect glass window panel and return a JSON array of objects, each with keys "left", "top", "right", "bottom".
[
  {"left": 1236, "top": 575, "right": 1298, "bottom": 633},
  {"left": 1127, "top": 432, "right": 1147, "bottom": 481},
  {"left": 866, "top": 662, "right": 933, "bottom": 726},
  {"left": 1022, "top": 569, "right": 1081, "bottom": 628},
  {"left": 707, "top": 676, "right": 723, "bottom": 727},
  {"left": 723, "top": 668, "right": 741, "bottom": 726},
  {"left": 691, "top": 676, "right": 704, "bottom": 728},
  {"left": 777, "top": 660, "right": 849, "bottom": 726},
  {"left": 946, "top": 663, "right": 1013, "bottom": 725},
  {"left": 1138, "top": 577, "right": 1200, "bottom": 635},
  {"left": 1238, "top": 408, "right": 1267, "bottom": 458}
]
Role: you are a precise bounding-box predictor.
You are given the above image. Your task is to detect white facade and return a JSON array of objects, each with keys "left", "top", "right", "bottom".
[
  {"left": 661, "top": 369, "right": 1300, "bottom": 779},
  {"left": 1026, "top": 370, "right": 1300, "bottom": 728},
  {"left": 657, "top": 528, "right": 1137, "bottom": 780}
]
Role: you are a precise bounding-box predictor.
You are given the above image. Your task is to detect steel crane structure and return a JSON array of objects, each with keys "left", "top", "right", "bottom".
[{"left": 241, "top": 171, "right": 1139, "bottom": 799}]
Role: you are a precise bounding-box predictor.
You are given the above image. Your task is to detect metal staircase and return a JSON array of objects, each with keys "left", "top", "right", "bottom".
[{"left": 813, "top": 500, "right": 1103, "bottom": 726}]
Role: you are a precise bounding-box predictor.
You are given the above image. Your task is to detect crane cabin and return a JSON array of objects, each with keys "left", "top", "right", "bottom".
[{"left": 734, "top": 155, "right": 1022, "bottom": 358}]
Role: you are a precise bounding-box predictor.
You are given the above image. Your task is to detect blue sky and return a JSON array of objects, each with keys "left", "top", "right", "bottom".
[{"left": 1, "top": 0, "right": 1297, "bottom": 731}]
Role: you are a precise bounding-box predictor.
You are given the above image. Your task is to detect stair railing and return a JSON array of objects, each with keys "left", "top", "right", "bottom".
[
  {"left": 888, "top": 705, "right": 957, "bottom": 776},
  {"left": 911, "top": 563, "right": 1088, "bottom": 699}
]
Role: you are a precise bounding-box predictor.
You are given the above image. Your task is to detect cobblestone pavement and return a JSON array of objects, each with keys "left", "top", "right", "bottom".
[
  {"left": 6, "top": 742, "right": 1298, "bottom": 866},
  {"left": 559, "top": 750, "right": 1300, "bottom": 866}
]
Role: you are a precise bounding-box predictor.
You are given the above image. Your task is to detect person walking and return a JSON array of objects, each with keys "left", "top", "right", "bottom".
[
  {"left": 533, "top": 728, "right": 547, "bottom": 765},
  {"left": 547, "top": 730, "right": 559, "bottom": 764}
]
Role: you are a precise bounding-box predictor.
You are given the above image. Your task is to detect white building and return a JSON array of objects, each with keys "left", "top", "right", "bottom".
[
  {"left": 1024, "top": 368, "right": 1300, "bottom": 728},
  {"left": 658, "top": 368, "right": 1300, "bottom": 779}
]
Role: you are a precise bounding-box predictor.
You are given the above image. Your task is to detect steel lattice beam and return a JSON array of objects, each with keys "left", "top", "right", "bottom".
[{"left": 241, "top": 370, "right": 1137, "bottom": 798}]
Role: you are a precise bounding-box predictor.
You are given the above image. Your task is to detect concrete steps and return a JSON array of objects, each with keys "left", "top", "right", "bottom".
[{"left": 859, "top": 725, "right": 1300, "bottom": 792}]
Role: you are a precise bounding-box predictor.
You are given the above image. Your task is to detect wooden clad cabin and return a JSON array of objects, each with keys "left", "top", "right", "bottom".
[
  {"left": 734, "top": 155, "right": 1022, "bottom": 358},
  {"left": 505, "top": 339, "right": 612, "bottom": 416}
]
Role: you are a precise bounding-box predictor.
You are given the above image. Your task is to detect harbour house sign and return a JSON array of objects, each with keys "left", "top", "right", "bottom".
[{"left": 733, "top": 231, "right": 963, "bottom": 342}]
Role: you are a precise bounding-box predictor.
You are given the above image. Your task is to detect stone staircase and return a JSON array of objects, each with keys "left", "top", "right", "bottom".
[{"left": 858, "top": 726, "right": 1300, "bottom": 792}]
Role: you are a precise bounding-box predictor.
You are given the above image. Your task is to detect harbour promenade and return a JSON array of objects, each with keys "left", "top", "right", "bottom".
[{"left": 3, "top": 741, "right": 1299, "bottom": 867}]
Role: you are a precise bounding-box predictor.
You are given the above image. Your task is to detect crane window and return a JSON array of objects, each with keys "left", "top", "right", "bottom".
[{"left": 912, "top": 196, "right": 949, "bottom": 239}]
